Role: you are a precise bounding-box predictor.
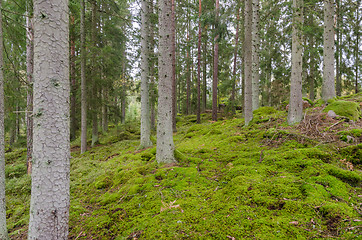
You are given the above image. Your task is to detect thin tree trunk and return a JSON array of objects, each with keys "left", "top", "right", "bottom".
[
  {"left": 80, "top": 0, "right": 87, "bottom": 153},
  {"left": 336, "top": 0, "right": 341, "bottom": 96},
  {"left": 0, "top": 1, "right": 9, "bottom": 238},
  {"left": 288, "top": 0, "right": 304, "bottom": 125},
  {"left": 70, "top": 15, "right": 77, "bottom": 141},
  {"left": 231, "top": 8, "right": 240, "bottom": 114},
  {"left": 91, "top": 0, "right": 99, "bottom": 147},
  {"left": 121, "top": 59, "right": 126, "bottom": 124},
  {"left": 149, "top": 2, "right": 156, "bottom": 131},
  {"left": 322, "top": 0, "right": 336, "bottom": 101},
  {"left": 202, "top": 26, "right": 207, "bottom": 112},
  {"left": 157, "top": 0, "right": 176, "bottom": 163},
  {"left": 26, "top": 8, "right": 34, "bottom": 174},
  {"left": 171, "top": 0, "right": 177, "bottom": 131},
  {"left": 28, "top": 0, "right": 70, "bottom": 238},
  {"left": 212, "top": 0, "right": 219, "bottom": 122},
  {"left": 102, "top": 89, "right": 108, "bottom": 132},
  {"left": 186, "top": 19, "right": 191, "bottom": 115},
  {"left": 196, "top": 0, "right": 202, "bottom": 123},
  {"left": 355, "top": 0, "right": 360, "bottom": 93},
  {"left": 140, "top": 0, "right": 152, "bottom": 148},
  {"left": 244, "top": 0, "right": 253, "bottom": 125},
  {"left": 309, "top": 24, "right": 316, "bottom": 101},
  {"left": 251, "top": 0, "right": 260, "bottom": 111}
]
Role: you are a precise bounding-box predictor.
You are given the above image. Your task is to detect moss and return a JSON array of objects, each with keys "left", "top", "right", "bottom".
[
  {"left": 253, "top": 106, "right": 278, "bottom": 115},
  {"left": 339, "top": 144, "right": 362, "bottom": 165},
  {"left": 327, "top": 166, "right": 361, "bottom": 186},
  {"left": 323, "top": 100, "right": 361, "bottom": 121},
  {"left": 302, "top": 97, "right": 314, "bottom": 106}
]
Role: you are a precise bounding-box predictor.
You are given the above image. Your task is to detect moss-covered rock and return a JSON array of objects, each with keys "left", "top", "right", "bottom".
[{"left": 323, "top": 100, "right": 361, "bottom": 121}]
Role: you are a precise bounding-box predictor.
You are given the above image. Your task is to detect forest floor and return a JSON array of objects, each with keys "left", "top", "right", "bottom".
[{"left": 6, "top": 93, "right": 362, "bottom": 239}]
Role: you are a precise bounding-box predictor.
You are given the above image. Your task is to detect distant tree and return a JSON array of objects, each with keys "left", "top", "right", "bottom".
[
  {"left": 80, "top": 0, "right": 87, "bottom": 153},
  {"left": 157, "top": 0, "right": 176, "bottom": 163},
  {"left": 212, "top": 0, "right": 219, "bottom": 122},
  {"left": 244, "top": 0, "right": 253, "bottom": 125},
  {"left": 28, "top": 0, "right": 70, "bottom": 238},
  {"left": 252, "top": 0, "right": 260, "bottom": 111},
  {"left": 197, "top": 0, "right": 202, "bottom": 123}
]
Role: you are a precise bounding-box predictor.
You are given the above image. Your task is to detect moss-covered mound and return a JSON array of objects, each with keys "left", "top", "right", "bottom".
[
  {"left": 6, "top": 95, "right": 362, "bottom": 240},
  {"left": 324, "top": 100, "right": 361, "bottom": 121}
]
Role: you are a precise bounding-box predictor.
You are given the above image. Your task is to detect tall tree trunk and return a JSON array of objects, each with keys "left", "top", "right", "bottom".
[
  {"left": 70, "top": 15, "right": 77, "bottom": 141},
  {"left": 355, "top": 0, "right": 360, "bottom": 93},
  {"left": 322, "top": 0, "right": 336, "bottom": 102},
  {"left": 309, "top": 22, "right": 316, "bottom": 101},
  {"left": 212, "top": 0, "right": 220, "bottom": 122},
  {"left": 149, "top": 2, "right": 156, "bottom": 130},
  {"left": 140, "top": 0, "right": 152, "bottom": 148},
  {"left": 0, "top": 1, "right": 9, "bottom": 238},
  {"left": 102, "top": 89, "right": 108, "bottom": 132},
  {"left": 171, "top": 0, "right": 177, "bottom": 131},
  {"left": 26, "top": 7, "right": 34, "bottom": 174},
  {"left": 244, "top": 0, "right": 253, "bottom": 125},
  {"left": 157, "top": 0, "right": 176, "bottom": 163},
  {"left": 91, "top": 0, "right": 99, "bottom": 147},
  {"left": 28, "top": 0, "right": 70, "bottom": 238},
  {"left": 196, "top": 0, "right": 202, "bottom": 123},
  {"left": 336, "top": 0, "right": 341, "bottom": 96},
  {"left": 121, "top": 60, "right": 126, "bottom": 124},
  {"left": 231, "top": 8, "right": 240, "bottom": 114},
  {"left": 251, "top": 0, "right": 260, "bottom": 111},
  {"left": 202, "top": 27, "right": 207, "bottom": 112},
  {"left": 288, "top": 0, "right": 304, "bottom": 125},
  {"left": 186, "top": 19, "right": 191, "bottom": 115},
  {"left": 80, "top": 0, "right": 87, "bottom": 153}
]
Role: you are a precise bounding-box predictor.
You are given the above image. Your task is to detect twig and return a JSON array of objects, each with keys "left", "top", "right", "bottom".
[{"left": 75, "top": 231, "right": 83, "bottom": 240}]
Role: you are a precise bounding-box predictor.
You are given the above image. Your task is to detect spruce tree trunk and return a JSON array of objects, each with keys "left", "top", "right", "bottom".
[
  {"left": 309, "top": 28, "right": 316, "bottom": 101},
  {"left": 336, "top": 0, "right": 341, "bottom": 96},
  {"left": 28, "top": 0, "right": 70, "bottom": 238},
  {"left": 288, "top": 0, "right": 304, "bottom": 125},
  {"left": 0, "top": 1, "right": 9, "bottom": 238},
  {"left": 26, "top": 9, "right": 34, "bottom": 174},
  {"left": 322, "top": 0, "right": 335, "bottom": 102},
  {"left": 186, "top": 23, "right": 191, "bottom": 115},
  {"left": 251, "top": 0, "right": 260, "bottom": 111},
  {"left": 140, "top": 0, "right": 152, "bottom": 148},
  {"left": 231, "top": 9, "right": 240, "bottom": 115},
  {"left": 355, "top": 1, "right": 359, "bottom": 93},
  {"left": 212, "top": 0, "right": 219, "bottom": 122},
  {"left": 149, "top": 6, "right": 156, "bottom": 131},
  {"left": 197, "top": 0, "right": 202, "bottom": 123},
  {"left": 202, "top": 29, "right": 207, "bottom": 112},
  {"left": 171, "top": 0, "right": 177, "bottom": 131},
  {"left": 80, "top": 0, "right": 87, "bottom": 153},
  {"left": 157, "top": 0, "right": 176, "bottom": 163},
  {"left": 102, "top": 89, "right": 108, "bottom": 132},
  {"left": 91, "top": 1, "right": 99, "bottom": 146},
  {"left": 244, "top": 0, "right": 253, "bottom": 125},
  {"left": 70, "top": 16, "right": 77, "bottom": 141}
]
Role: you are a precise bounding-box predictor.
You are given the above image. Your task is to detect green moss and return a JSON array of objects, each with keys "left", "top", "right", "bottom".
[
  {"left": 327, "top": 166, "right": 361, "bottom": 185},
  {"left": 323, "top": 100, "right": 361, "bottom": 121}
]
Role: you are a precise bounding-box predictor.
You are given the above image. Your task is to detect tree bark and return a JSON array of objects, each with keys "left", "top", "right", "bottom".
[
  {"left": 322, "top": 0, "right": 336, "bottom": 102},
  {"left": 355, "top": 0, "right": 360, "bottom": 94},
  {"left": 244, "top": 0, "right": 253, "bottom": 125},
  {"left": 251, "top": 0, "right": 260, "bottom": 111},
  {"left": 26, "top": 7, "right": 34, "bottom": 174},
  {"left": 231, "top": 8, "right": 240, "bottom": 114},
  {"left": 288, "top": 0, "right": 304, "bottom": 125},
  {"left": 0, "top": 1, "right": 9, "bottom": 238},
  {"left": 202, "top": 27, "right": 207, "bottom": 112},
  {"left": 212, "top": 0, "right": 219, "bottom": 122},
  {"left": 336, "top": 0, "right": 341, "bottom": 96},
  {"left": 80, "top": 0, "right": 87, "bottom": 153},
  {"left": 157, "top": 0, "right": 176, "bottom": 163},
  {"left": 197, "top": 0, "right": 202, "bottom": 123},
  {"left": 140, "top": 0, "right": 152, "bottom": 148},
  {"left": 91, "top": 0, "right": 99, "bottom": 147},
  {"left": 28, "top": 0, "right": 70, "bottom": 238},
  {"left": 171, "top": 0, "right": 177, "bottom": 131},
  {"left": 70, "top": 15, "right": 77, "bottom": 141}
]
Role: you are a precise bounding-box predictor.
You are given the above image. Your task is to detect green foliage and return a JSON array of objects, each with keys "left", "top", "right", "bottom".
[{"left": 323, "top": 101, "right": 361, "bottom": 121}]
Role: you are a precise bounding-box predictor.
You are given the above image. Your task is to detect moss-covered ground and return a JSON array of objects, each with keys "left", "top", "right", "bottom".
[{"left": 6, "top": 94, "right": 362, "bottom": 239}]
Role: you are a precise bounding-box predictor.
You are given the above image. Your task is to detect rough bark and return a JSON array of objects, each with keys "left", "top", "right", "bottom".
[
  {"left": 28, "top": 0, "right": 70, "bottom": 238},
  {"left": 355, "top": 1, "right": 359, "bottom": 94},
  {"left": 149, "top": 3, "right": 156, "bottom": 131},
  {"left": 121, "top": 60, "right": 126, "bottom": 124},
  {"left": 288, "top": 0, "right": 304, "bottom": 125},
  {"left": 202, "top": 27, "right": 207, "bottom": 112},
  {"left": 336, "top": 0, "right": 341, "bottom": 96},
  {"left": 197, "top": 0, "right": 202, "bottom": 123},
  {"left": 186, "top": 22, "right": 191, "bottom": 115},
  {"left": 140, "top": 0, "right": 152, "bottom": 149},
  {"left": 102, "top": 89, "right": 108, "bottom": 132},
  {"left": 212, "top": 0, "right": 219, "bottom": 122},
  {"left": 157, "top": 0, "right": 176, "bottom": 163},
  {"left": 80, "top": 0, "right": 87, "bottom": 153},
  {"left": 244, "top": 0, "right": 253, "bottom": 125},
  {"left": 251, "top": 0, "right": 260, "bottom": 111},
  {"left": 171, "top": 0, "right": 177, "bottom": 131},
  {"left": 26, "top": 8, "right": 34, "bottom": 174},
  {"left": 322, "top": 0, "right": 336, "bottom": 102},
  {"left": 0, "top": 1, "right": 8, "bottom": 238}
]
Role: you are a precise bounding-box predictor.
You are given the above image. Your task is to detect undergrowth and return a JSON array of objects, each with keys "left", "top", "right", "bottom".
[{"left": 6, "top": 98, "right": 362, "bottom": 239}]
